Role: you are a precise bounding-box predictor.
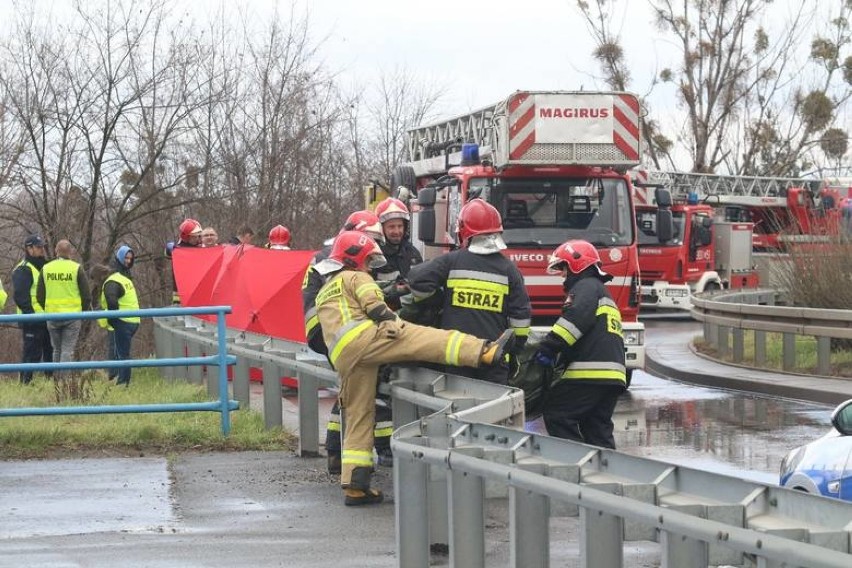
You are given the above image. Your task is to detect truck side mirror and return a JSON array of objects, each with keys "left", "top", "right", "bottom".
[
  {"left": 417, "top": 187, "right": 436, "bottom": 207},
  {"left": 656, "top": 209, "right": 674, "bottom": 242},
  {"left": 655, "top": 187, "right": 673, "bottom": 208},
  {"left": 416, "top": 187, "right": 437, "bottom": 243}
]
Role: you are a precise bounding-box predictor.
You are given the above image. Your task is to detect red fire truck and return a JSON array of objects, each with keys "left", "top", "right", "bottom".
[
  {"left": 632, "top": 183, "right": 759, "bottom": 311},
  {"left": 633, "top": 170, "right": 843, "bottom": 252},
  {"left": 392, "top": 90, "right": 646, "bottom": 381}
]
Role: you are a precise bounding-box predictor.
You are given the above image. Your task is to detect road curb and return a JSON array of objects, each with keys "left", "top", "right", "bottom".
[{"left": 645, "top": 347, "right": 850, "bottom": 407}]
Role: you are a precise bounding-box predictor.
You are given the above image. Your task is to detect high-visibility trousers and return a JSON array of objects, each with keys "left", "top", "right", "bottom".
[{"left": 333, "top": 319, "right": 486, "bottom": 487}]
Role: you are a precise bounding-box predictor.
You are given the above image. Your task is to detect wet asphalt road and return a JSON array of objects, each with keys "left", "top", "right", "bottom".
[{"left": 0, "top": 318, "right": 837, "bottom": 566}]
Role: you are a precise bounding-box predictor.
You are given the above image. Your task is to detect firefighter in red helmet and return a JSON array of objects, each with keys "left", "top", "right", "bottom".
[
  {"left": 267, "top": 225, "right": 291, "bottom": 250},
  {"left": 168, "top": 218, "right": 203, "bottom": 304},
  {"left": 406, "top": 198, "right": 531, "bottom": 385},
  {"left": 372, "top": 197, "right": 422, "bottom": 310},
  {"left": 313, "top": 230, "right": 516, "bottom": 506},
  {"left": 301, "top": 210, "right": 392, "bottom": 475},
  {"left": 533, "top": 239, "right": 626, "bottom": 449},
  {"left": 177, "top": 218, "right": 203, "bottom": 248}
]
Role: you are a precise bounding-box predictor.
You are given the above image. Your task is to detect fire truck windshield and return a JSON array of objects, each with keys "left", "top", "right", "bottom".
[
  {"left": 637, "top": 210, "right": 685, "bottom": 246},
  {"left": 488, "top": 177, "right": 634, "bottom": 248}
]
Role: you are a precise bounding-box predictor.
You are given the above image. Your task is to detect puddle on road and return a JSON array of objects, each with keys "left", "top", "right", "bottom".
[
  {"left": 0, "top": 457, "right": 175, "bottom": 538},
  {"left": 526, "top": 371, "right": 832, "bottom": 484}
]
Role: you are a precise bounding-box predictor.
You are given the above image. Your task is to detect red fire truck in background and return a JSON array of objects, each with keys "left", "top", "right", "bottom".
[
  {"left": 390, "top": 90, "right": 647, "bottom": 382},
  {"left": 634, "top": 170, "right": 844, "bottom": 252},
  {"left": 628, "top": 169, "right": 850, "bottom": 310},
  {"left": 631, "top": 182, "right": 759, "bottom": 311}
]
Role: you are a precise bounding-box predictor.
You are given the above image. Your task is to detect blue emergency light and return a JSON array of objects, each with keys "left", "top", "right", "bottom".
[
  {"left": 461, "top": 143, "right": 480, "bottom": 166},
  {"left": 686, "top": 191, "right": 699, "bottom": 205}
]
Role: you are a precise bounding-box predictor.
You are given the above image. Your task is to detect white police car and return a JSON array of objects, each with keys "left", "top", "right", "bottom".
[{"left": 779, "top": 399, "right": 852, "bottom": 501}]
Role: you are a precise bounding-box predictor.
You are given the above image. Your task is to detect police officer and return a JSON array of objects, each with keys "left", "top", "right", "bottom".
[
  {"left": 301, "top": 210, "right": 390, "bottom": 474},
  {"left": 372, "top": 198, "right": 422, "bottom": 309},
  {"left": 407, "top": 199, "right": 531, "bottom": 384},
  {"left": 533, "top": 240, "right": 627, "bottom": 449},
  {"left": 37, "top": 239, "right": 91, "bottom": 377},
  {"left": 13, "top": 235, "right": 52, "bottom": 384},
  {"left": 313, "top": 230, "right": 515, "bottom": 506}
]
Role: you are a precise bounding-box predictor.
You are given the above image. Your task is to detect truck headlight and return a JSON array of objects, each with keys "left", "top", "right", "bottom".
[{"left": 623, "top": 329, "right": 644, "bottom": 346}]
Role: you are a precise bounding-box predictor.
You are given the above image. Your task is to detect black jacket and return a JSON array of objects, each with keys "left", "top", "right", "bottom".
[
  {"left": 103, "top": 258, "right": 134, "bottom": 311},
  {"left": 12, "top": 254, "right": 47, "bottom": 313},
  {"left": 407, "top": 249, "right": 531, "bottom": 348},
  {"left": 301, "top": 245, "right": 332, "bottom": 355},
  {"left": 539, "top": 270, "right": 626, "bottom": 388}
]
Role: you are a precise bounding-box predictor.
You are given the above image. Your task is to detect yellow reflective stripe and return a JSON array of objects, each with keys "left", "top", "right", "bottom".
[
  {"left": 446, "top": 278, "right": 509, "bottom": 295},
  {"left": 329, "top": 320, "right": 373, "bottom": 366},
  {"left": 444, "top": 331, "right": 463, "bottom": 366},
  {"left": 512, "top": 326, "right": 531, "bottom": 337},
  {"left": 374, "top": 426, "right": 394, "bottom": 437},
  {"left": 342, "top": 449, "right": 374, "bottom": 466},
  {"left": 355, "top": 282, "right": 381, "bottom": 299},
  {"left": 326, "top": 421, "right": 341, "bottom": 432},
  {"left": 596, "top": 305, "right": 621, "bottom": 319},
  {"left": 337, "top": 298, "right": 350, "bottom": 324},
  {"left": 305, "top": 314, "right": 319, "bottom": 334},
  {"left": 561, "top": 369, "right": 626, "bottom": 381},
  {"left": 552, "top": 323, "right": 578, "bottom": 346}
]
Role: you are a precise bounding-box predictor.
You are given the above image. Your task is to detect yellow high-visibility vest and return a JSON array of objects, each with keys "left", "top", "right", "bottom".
[
  {"left": 98, "top": 272, "right": 140, "bottom": 329},
  {"left": 14, "top": 260, "right": 43, "bottom": 314},
  {"left": 42, "top": 258, "right": 82, "bottom": 313}
]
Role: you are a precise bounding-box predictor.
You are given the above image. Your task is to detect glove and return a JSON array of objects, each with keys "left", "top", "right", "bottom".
[
  {"left": 107, "top": 318, "right": 121, "bottom": 329},
  {"left": 533, "top": 348, "right": 556, "bottom": 367}
]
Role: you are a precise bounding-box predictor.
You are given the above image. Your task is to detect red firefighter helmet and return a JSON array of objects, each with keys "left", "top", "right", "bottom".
[
  {"left": 268, "top": 225, "right": 291, "bottom": 247},
  {"left": 375, "top": 197, "right": 410, "bottom": 223},
  {"left": 179, "top": 218, "right": 202, "bottom": 240},
  {"left": 457, "top": 199, "right": 503, "bottom": 245},
  {"left": 342, "top": 210, "right": 384, "bottom": 242},
  {"left": 546, "top": 240, "right": 608, "bottom": 276},
  {"left": 329, "top": 230, "right": 386, "bottom": 271}
]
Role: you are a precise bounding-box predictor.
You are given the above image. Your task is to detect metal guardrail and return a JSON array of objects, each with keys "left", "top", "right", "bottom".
[
  {"left": 156, "top": 315, "right": 852, "bottom": 567},
  {"left": 0, "top": 307, "right": 238, "bottom": 435},
  {"left": 691, "top": 288, "right": 852, "bottom": 375}
]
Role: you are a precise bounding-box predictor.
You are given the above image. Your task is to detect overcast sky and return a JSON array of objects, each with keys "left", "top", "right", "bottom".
[{"left": 0, "top": 0, "right": 845, "bottom": 170}]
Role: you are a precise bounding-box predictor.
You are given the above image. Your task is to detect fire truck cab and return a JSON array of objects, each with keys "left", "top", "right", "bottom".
[
  {"left": 397, "top": 91, "right": 647, "bottom": 380},
  {"left": 633, "top": 184, "right": 758, "bottom": 310}
]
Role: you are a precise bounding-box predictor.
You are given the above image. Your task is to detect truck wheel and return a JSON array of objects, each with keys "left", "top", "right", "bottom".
[
  {"left": 391, "top": 165, "right": 416, "bottom": 196},
  {"left": 704, "top": 282, "right": 720, "bottom": 292}
]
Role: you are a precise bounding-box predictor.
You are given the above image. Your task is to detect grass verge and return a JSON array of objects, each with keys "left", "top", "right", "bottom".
[
  {"left": 0, "top": 369, "right": 294, "bottom": 460},
  {"left": 694, "top": 331, "right": 852, "bottom": 377}
]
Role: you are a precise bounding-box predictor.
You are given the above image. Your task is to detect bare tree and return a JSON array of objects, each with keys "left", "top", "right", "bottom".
[{"left": 576, "top": 1, "right": 851, "bottom": 175}]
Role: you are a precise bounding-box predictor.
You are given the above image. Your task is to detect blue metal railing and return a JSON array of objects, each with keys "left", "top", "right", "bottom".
[{"left": 0, "top": 306, "right": 239, "bottom": 435}]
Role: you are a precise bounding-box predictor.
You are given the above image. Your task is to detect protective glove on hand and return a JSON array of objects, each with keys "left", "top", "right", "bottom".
[
  {"left": 107, "top": 318, "right": 121, "bottom": 329},
  {"left": 533, "top": 348, "right": 556, "bottom": 367}
]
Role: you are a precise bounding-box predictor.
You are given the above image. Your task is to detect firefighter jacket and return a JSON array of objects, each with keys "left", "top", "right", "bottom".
[
  {"left": 12, "top": 255, "right": 47, "bottom": 314},
  {"left": 407, "top": 249, "right": 531, "bottom": 347},
  {"left": 302, "top": 244, "right": 332, "bottom": 355},
  {"left": 315, "top": 270, "right": 388, "bottom": 368},
  {"left": 374, "top": 240, "right": 422, "bottom": 310},
  {"left": 37, "top": 258, "right": 92, "bottom": 313},
  {"left": 539, "top": 272, "right": 626, "bottom": 388},
  {"left": 373, "top": 240, "right": 422, "bottom": 283}
]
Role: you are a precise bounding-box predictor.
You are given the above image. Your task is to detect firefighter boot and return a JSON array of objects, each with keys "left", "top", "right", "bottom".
[
  {"left": 480, "top": 330, "right": 516, "bottom": 366},
  {"left": 344, "top": 466, "right": 384, "bottom": 506}
]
